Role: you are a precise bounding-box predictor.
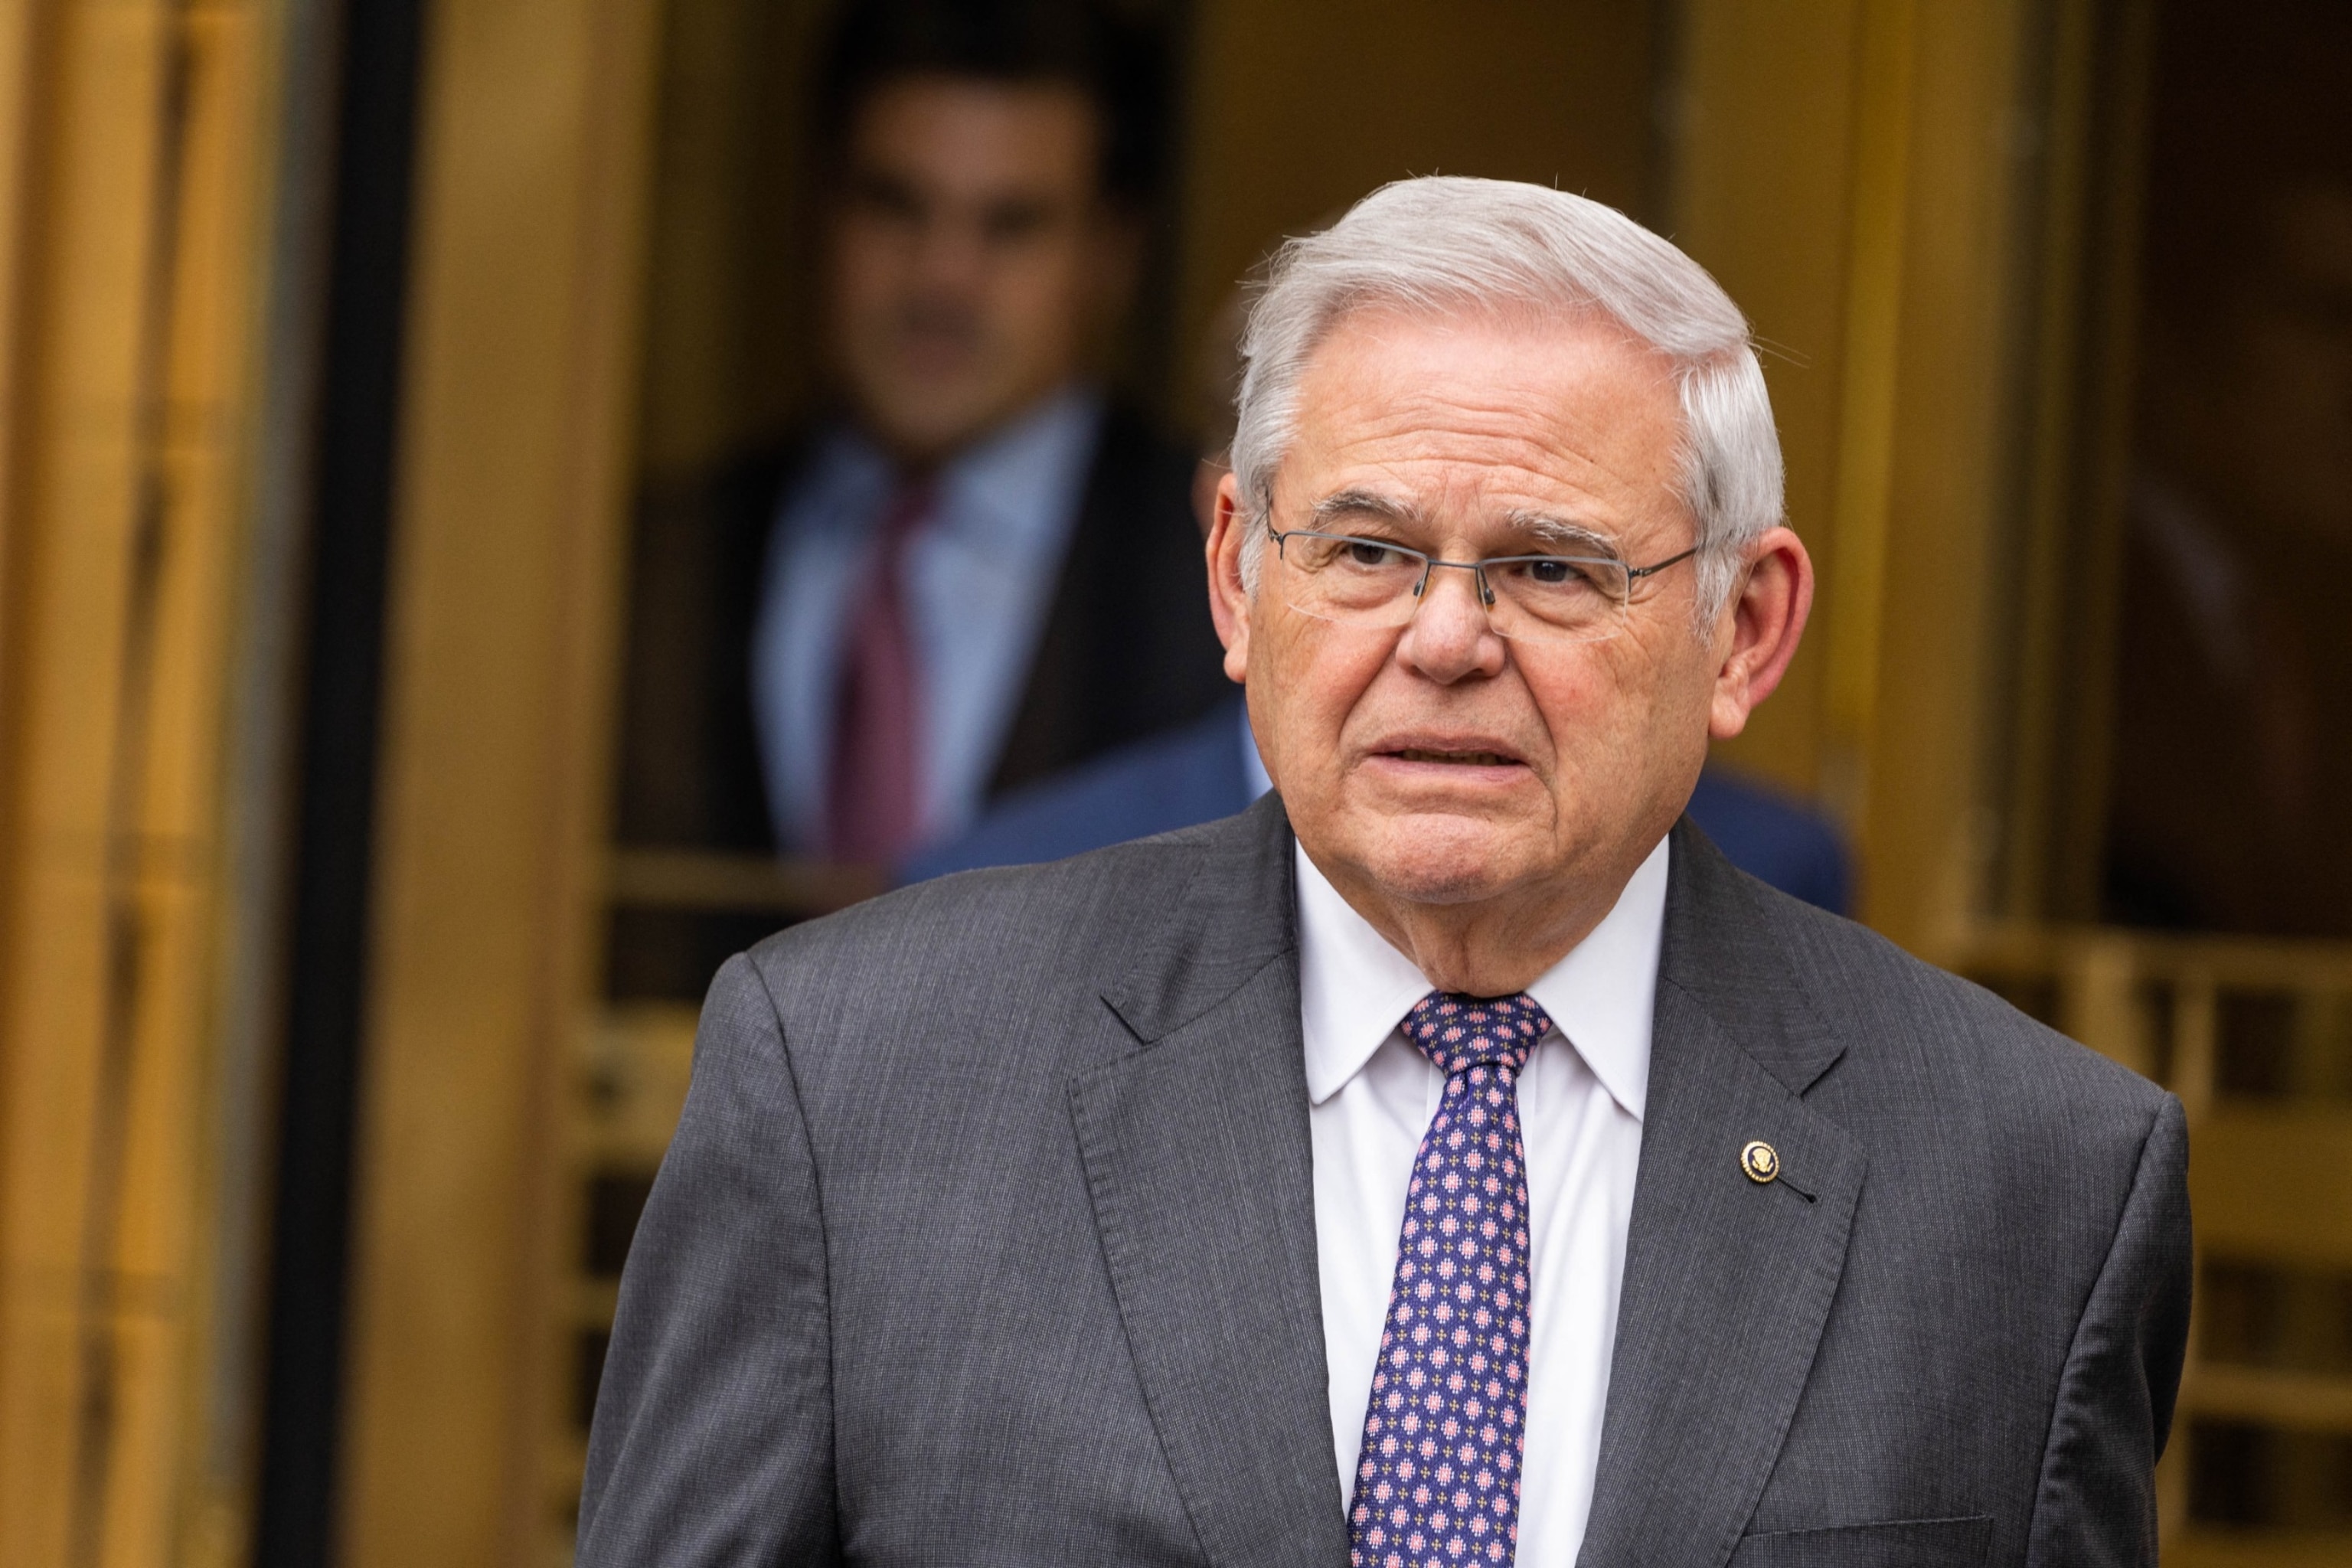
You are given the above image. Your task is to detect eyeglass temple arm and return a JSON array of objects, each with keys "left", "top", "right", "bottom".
[{"left": 1625, "top": 545, "right": 1700, "bottom": 580}]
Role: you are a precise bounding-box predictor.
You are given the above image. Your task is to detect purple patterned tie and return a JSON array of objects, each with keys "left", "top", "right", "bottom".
[{"left": 1349, "top": 991, "right": 1552, "bottom": 1568}]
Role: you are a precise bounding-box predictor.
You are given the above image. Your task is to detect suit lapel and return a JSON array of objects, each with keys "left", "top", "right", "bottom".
[
  {"left": 1577, "top": 826, "right": 1867, "bottom": 1568},
  {"left": 1071, "top": 797, "right": 1348, "bottom": 1568}
]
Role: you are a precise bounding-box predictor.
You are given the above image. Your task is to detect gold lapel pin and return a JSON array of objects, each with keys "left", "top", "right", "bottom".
[{"left": 1740, "top": 1140, "right": 1780, "bottom": 1184}]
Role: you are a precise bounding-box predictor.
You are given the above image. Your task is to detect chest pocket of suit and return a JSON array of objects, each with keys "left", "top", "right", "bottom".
[{"left": 1727, "top": 1514, "right": 1991, "bottom": 1566}]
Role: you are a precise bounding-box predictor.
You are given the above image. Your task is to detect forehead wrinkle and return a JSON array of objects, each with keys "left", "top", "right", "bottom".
[
  {"left": 1309, "top": 401, "right": 1657, "bottom": 514},
  {"left": 1338, "top": 387, "right": 1576, "bottom": 457}
]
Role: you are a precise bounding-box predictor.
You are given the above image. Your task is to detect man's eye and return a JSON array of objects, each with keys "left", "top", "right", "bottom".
[
  {"left": 848, "top": 175, "right": 926, "bottom": 227},
  {"left": 1344, "top": 541, "right": 1405, "bottom": 567},
  {"left": 1511, "top": 557, "right": 1599, "bottom": 587}
]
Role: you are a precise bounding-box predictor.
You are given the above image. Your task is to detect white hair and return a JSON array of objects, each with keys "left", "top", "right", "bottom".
[{"left": 1229, "top": 177, "right": 1784, "bottom": 619}]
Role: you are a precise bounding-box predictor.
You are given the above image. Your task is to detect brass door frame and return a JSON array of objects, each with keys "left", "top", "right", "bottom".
[{"left": 335, "top": 1, "right": 662, "bottom": 1564}]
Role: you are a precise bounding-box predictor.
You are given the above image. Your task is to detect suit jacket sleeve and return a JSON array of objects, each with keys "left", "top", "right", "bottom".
[
  {"left": 576, "top": 952, "right": 841, "bottom": 1566},
  {"left": 2025, "top": 1093, "right": 2193, "bottom": 1567}
]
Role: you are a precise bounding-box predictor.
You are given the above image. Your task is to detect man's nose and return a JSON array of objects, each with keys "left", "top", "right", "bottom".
[
  {"left": 1393, "top": 565, "right": 1508, "bottom": 684},
  {"left": 909, "top": 211, "right": 991, "bottom": 292}
]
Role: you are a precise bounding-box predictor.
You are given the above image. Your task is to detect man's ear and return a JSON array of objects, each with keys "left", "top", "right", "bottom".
[
  {"left": 1204, "top": 471, "right": 1253, "bottom": 684},
  {"left": 1708, "top": 526, "right": 1814, "bottom": 739}
]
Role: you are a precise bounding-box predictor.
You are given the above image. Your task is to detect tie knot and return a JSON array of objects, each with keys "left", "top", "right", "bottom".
[
  {"left": 873, "top": 479, "right": 936, "bottom": 554},
  {"left": 1398, "top": 990, "right": 1550, "bottom": 1077}
]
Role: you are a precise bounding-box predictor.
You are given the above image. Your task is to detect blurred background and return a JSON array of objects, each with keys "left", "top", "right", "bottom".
[{"left": 0, "top": 0, "right": 2347, "bottom": 1564}]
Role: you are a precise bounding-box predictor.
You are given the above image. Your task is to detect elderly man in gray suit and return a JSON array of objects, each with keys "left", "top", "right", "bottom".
[{"left": 579, "top": 178, "right": 2190, "bottom": 1567}]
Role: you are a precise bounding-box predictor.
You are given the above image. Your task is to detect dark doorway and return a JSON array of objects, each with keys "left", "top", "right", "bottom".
[{"left": 2100, "top": 0, "right": 2352, "bottom": 937}]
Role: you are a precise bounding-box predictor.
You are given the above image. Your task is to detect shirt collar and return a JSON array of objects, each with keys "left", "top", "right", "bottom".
[
  {"left": 1295, "top": 835, "right": 1668, "bottom": 1122},
  {"left": 798, "top": 382, "right": 1103, "bottom": 545},
  {"left": 939, "top": 382, "right": 1102, "bottom": 543},
  {"left": 1240, "top": 704, "right": 1272, "bottom": 800}
]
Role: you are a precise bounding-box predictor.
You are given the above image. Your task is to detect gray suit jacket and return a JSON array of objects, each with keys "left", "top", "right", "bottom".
[{"left": 578, "top": 795, "right": 2190, "bottom": 1566}]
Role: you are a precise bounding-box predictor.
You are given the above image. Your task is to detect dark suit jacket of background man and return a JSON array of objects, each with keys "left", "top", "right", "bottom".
[
  {"left": 612, "top": 403, "right": 1230, "bottom": 854},
  {"left": 578, "top": 794, "right": 2191, "bottom": 1566}
]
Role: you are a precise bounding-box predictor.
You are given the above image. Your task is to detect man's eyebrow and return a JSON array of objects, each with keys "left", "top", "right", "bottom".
[
  {"left": 847, "top": 166, "right": 929, "bottom": 215},
  {"left": 1306, "top": 492, "right": 1625, "bottom": 557},
  {"left": 1508, "top": 511, "right": 1622, "bottom": 559},
  {"left": 1309, "top": 488, "right": 1430, "bottom": 530}
]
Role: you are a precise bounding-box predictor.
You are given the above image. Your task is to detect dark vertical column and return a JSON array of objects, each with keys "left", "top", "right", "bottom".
[{"left": 251, "top": 0, "right": 426, "bottom": 1562}]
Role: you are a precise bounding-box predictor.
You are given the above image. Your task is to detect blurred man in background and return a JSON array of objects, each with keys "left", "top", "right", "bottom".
[{"left": 616, "top": 0, "right": 1226, "bottom": 868}]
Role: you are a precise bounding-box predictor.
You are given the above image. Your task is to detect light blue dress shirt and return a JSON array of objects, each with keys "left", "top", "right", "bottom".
[
  {"left": 1240, "top": 701, "right": 1272, "bottom": 799},
  {"left": 752, "top": 386, "right": 1105, "bottom": 854}
]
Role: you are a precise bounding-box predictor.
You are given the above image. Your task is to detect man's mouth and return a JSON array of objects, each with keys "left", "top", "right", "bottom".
[{"left": 1388, "top": 747, "right": 1521, "bottom": 766}]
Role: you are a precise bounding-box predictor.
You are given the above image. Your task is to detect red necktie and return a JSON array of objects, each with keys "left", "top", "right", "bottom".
[{"left": 825, "top": 482, "right": 933, "bottom": 863}]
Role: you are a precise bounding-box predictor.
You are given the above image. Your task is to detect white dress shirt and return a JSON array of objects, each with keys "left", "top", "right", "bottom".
[
  {"left": 750, "top": 386, "right": 1104, "bottom": 854},
  {"left": 1298, "top": 835, "right": 1668, "bottom": 1564}
]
